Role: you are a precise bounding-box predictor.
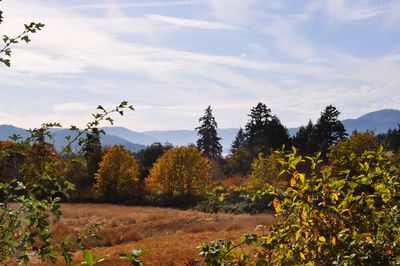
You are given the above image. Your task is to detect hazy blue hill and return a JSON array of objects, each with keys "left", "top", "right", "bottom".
[
  {"left": 49, "top": 129, "right": 146, "bottom": 153},
  {"left": 0, "top": 124, "right": 29, "bottom": 140},
  {"left": 0, "top": 125, "right": 146, "bottom": 153},
  {"left": 144, "top": 128, "right": 238, "bottom": 154},
  {"left": 289, "top": 109, "right": 400, "bottom": 136},
  {"left": 101, "top": 126, "right": 158, "bottom": 146},
  {"left": 342, "top": 109, "right": 400, "bottom": 134},
  {"left": 144, "top": 130, "right": 197, "bottom": 146}
]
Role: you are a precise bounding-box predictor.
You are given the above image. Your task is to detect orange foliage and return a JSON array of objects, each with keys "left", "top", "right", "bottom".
[
  {"left": 146, "top": 146, "right": 211, "bottom": 196},
  {"left": 94, "top": 145, "right": 139, "bottom": 201}
]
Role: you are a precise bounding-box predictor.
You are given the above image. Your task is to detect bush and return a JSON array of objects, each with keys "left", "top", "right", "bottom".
[{"left": 200, "top": 146, "right": 400, "bottom": 265}]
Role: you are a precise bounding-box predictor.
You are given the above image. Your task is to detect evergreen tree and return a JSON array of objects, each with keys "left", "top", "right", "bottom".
[
  {"left": 231, "top": 127, "right": 246, "bottom": 153},
  {"left": 245, "top": 102, "right": 272, "bottom": 150},
  {"left": 135, "top": 142, "right": 173, "bottom": 184},
  {"left": 82, "top": 132, "right": 102, "bottom": 186},
  {"left": 294, "top": 120, "right": 318, "bottom": 155},
  {"left": 267, "top": 115, "right": 291, "bottom": 150},
  {"left": 377, "top": 125, "right": 400, "bottom": 152},
  {"left": 244, "top": 102, "right": 290, "bottom": 154},
  {"left": 196, "top": 106, "right": 223, "bottom": 159},
  {"left": 315, "top": 105, "right": 347, "bottom": 157}
]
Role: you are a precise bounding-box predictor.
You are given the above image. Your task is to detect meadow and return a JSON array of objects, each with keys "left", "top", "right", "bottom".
[{"left": 30, "top": 204, "right": 278, "bottom": 265}]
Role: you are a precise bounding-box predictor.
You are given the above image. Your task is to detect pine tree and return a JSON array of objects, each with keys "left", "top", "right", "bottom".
[
  {"left": 196, "top": 106, "right": 223, "bottom": 159},
  {"left": 82, "top": 132, "right": 102, "bottom": 186},
  {"left": 315, "top": 105, "right": 347, "bottom": 157},
  {"left": 294, "top": 120, "right": 318, "bottom": 155},
  {"left": 244, "top": 102, "right": 290, "bottom": 154},
  {"left": 231, "top": 127, "right": 246, "bottom": 153},
  {"left": 245, "top": 102, "right": 272, "bottom": 150}
]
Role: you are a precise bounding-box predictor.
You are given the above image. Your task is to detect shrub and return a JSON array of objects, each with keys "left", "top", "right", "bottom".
[{"left": 200, "top": 146, "right": 400, "bottom": 265}]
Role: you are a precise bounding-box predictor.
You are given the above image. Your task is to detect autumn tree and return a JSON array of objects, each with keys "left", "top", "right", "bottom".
[
  {"left": 196, "top": 105, "right": 223, "bottom": 160},
  {"left": 95, "top": 145, "right": 139, "bottom": 202},
  {"left": 146, "top": 145, "right": 211, "bottom": 196}
]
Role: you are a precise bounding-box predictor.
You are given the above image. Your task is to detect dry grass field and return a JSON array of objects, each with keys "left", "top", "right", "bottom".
[{"left": 30, "top": 204, "right": 278, "bottom": 265}]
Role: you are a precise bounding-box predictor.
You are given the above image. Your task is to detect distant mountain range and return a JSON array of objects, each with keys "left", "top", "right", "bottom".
[
  {"left": 1, "top": 109, "right": 399, "bottom": 153},
  {"left": 0, "top": 125, "right": 146, "bottom": 153}
]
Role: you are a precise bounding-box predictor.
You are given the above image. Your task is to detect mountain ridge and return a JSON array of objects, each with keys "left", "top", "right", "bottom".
[{"left": 1, "top": 109, "right": 399, "bottom": 153}]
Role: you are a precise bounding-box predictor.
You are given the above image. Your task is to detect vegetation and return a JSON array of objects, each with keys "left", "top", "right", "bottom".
[
  {"left": 200, "top": 146, "right": 400, "bottom": 265},
  {"left": 0, "top": 0, "right": 44, "bottom": 67},
  {"left": 146, "top": 145, "right": 211, "bottom": 197},
  {"left": 2, "top": 10, "right": 400, "bottom": 263},
  {"left": 196, "top": 105, "right": 223, "bottom": 160},
  {"left": 94, "top": 145, "right": 140, "bottom": 202}
]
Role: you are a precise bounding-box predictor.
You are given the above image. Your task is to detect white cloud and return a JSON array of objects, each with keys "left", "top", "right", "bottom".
[
  {"left": 146, "top": 14, "right": 236, "bottom": 30},
  {"left": 53, "top": 102, "right": 93, "bottom": 112},
  {"left": 1, "top": 0, "right": 400, "bottom": 131},
  {"left": 263, "top": 17, "right": 315, "bottom": 60},
  {"left": 322, "top": 0, "right": 400, "bottom": 22},
  {"left": 65, "top": 1, "right": 202, "bottom": 11}
]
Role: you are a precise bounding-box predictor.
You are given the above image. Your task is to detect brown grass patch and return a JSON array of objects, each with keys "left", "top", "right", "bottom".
[{"left": 32, "top": 203, "right": 278, "bottom": 265}]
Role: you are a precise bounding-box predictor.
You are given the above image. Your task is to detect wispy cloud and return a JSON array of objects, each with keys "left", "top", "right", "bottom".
[
  {"left": 263, "top": 16, "right": 315, "bottom": 60},
  {"left": 66, "top": 1, "right": 202, "bottom": 11},
  {"left": 322, "top": 0, "right": 400, "bottom": 22},
  {"left": 146, "top": 14, "right": 236, "bottom": 30},
  {"left": 1, "top": 0, "right": 399, "bottom": 131}
]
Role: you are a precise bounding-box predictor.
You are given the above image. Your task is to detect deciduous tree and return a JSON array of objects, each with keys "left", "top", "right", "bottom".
[
  {"left": 95, "top": 145, "right": 139, "bottom": 202},
  {"left": 146, "top": 145, "right": 211, "bottom": 196}
]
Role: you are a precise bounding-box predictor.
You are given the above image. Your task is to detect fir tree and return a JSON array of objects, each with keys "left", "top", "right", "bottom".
[
  {"left": 294, "top": 120, "right": 318, "bottom": 155},
  {"left": 315, "top": 105, "right": 347, "bottom": 157},
  {"left": 231, "top": 127, "right": 246, "bottom": 153},
  {"left": 244, "top": 102, "right": 290, "bottom": 154},
  {"left": 196, "top": 105, "right": 223, "bottom": 159}
]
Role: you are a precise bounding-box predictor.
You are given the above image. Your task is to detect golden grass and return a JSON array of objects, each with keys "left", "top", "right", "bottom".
[{"left": 31, "top": 204, "right": 278, "bottom": 265}]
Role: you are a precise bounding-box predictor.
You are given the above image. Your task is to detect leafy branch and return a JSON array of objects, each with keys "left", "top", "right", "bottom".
[{"left": 0, "top": 1, "right": 44, "bottom": 67}]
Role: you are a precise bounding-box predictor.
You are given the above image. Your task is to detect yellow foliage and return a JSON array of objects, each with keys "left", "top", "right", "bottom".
[
  {"left": 146, "top": 145, "right": 211, "bottom": 196},
  {"left": 95, "top": 145, "right": 139, "bottom": 201}
]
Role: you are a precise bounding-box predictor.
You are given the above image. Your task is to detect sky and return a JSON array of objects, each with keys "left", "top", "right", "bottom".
[{"left": 1, "top": 0, "right": 400, "bottom": 132}]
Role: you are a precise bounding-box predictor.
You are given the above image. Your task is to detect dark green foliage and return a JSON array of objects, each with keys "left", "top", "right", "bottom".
[
  {"left": 194, "top": 187, "right": 272, "bottom": 214},
  {"left": 378, "top": 124, "right": 400, "bottom": 152},
  {"left": 135, "top": 142, "right": 173, "bottom": 183},
  {"left": 230, "top": 127, "right": 245, "bottom": 153},
  {"left": 294, "top": 119, "right": 318, "bottom": 155},
  {"left": 244, "top": 103, "right": 290, "bottom": 155},
  {"left": 83, "top": 132, "right": 103, "bottom": 186},
  {"left": 196, "top": 106, "right": 223, "bottom": 159},
  {"left": 226, "top": 103, "right": 290, "bottom": 176},
  {"left": 0, "top": 19, "right": 45, "bottom": 67},
  {"left": 315, "top": 105, "right": 347, "bottom": 158}
]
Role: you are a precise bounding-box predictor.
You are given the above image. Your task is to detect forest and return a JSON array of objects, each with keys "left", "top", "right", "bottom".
[{"left": 2, "top": 2, "right": 400, "bottom": 265}]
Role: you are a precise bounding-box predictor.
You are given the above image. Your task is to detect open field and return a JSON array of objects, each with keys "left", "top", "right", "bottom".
[{"left": 31, "top": 204, "right": 278, "bottom": 265}]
